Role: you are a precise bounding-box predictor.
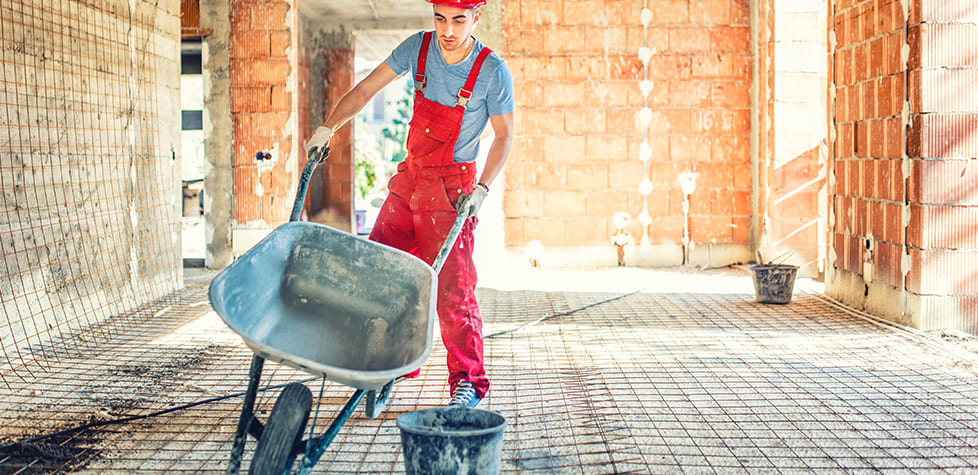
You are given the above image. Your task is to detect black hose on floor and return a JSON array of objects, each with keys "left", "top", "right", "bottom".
[
  {"left": 485, "top": 289, "right": 641, "bottom": 339},
  {"left": 0, "top": 376, "right": 319, "bottom": 451}
]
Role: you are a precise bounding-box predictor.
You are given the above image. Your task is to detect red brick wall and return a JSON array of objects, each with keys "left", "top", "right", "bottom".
[
  {"left": 229, "top": 0, "right": 295, "bottom": 226},
  {"left": 830, "top": 0, "right": 978, "bottom": 330},
  {"left": 181, "top": 0, "right": 211, "bottom": 37},
  {"left": 294, "top": 41, "right": 354, "bottom": 229},
  {"left": 181, "top": 0, "right": 199, "bottom": 32},
  {"left": 501, "top": 0, "right": 751, "bottom": 260},
  {"left": 905, "top": 1, "right": 978, "bottom": 330},
  {"left": 230, "top": 0, "right": 978, "bottom": 333},
  {"left": 320, "top": 49, "right": 356, "bottom": 227},
  {"left": 297, "top": 28, "right": 311, "bottom": 211},
  {"left": 831, "top": 0, "right": 906, "bottom": 287}
]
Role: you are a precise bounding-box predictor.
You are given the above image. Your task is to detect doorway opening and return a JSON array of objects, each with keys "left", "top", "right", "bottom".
[
  {"left": 181, "top": 40, "right": 206, "bottom": 266},
  {"left": 351, "top": 33, "right": 414, "bottom": 236}
]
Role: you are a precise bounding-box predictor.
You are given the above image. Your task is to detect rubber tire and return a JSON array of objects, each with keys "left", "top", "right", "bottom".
[{"left": 249, "top": 382, "right": 312, "bottom": 475}]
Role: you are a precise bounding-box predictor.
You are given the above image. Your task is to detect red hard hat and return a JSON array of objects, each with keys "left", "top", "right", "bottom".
[{"left": 426, "top": 0, "right": 487, "bottom": 7}]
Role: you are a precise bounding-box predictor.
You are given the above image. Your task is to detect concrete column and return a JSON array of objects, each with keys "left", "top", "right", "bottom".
[{"left": 201, "top": 0, "right": 233, "bottom": 268}]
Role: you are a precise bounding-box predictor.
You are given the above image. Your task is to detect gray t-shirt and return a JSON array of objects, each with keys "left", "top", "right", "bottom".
[{"left": 385, "top": 31, "right": 515, "bottom": 163}]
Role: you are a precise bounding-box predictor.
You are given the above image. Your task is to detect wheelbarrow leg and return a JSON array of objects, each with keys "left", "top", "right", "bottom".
[
  {"left": 295, "top": 389, "right": 366, "bottom": 475},
  {"left": 228, "top": 355, "right": 265, "bottom": 475},
  {"left": 364, "top": 378, "right": 396, "bottom": 419}
]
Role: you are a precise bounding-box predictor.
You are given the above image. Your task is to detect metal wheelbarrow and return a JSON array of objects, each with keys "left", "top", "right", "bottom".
[{"left": 208, "top": 148, "right": 470, "bottom": 474}]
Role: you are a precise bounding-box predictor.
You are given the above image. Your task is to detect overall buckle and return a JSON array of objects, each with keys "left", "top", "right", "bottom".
[{"left": 455, "top": 88, "right": 472, "bottom": 110}]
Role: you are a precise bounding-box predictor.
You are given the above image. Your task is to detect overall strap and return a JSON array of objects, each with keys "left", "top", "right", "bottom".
[
  {"left": 454, "top": 46, "right": 492, "bottom": 111},
  {"left": 414, "top": 31, "right": 433, "bottom": 94}
]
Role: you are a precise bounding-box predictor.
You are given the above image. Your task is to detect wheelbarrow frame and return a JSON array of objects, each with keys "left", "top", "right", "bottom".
[{"left": 215, "top": 147, "right": 471, "bottom": 474}]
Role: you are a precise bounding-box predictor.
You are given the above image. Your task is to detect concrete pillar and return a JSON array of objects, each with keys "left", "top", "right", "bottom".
[{"left": 201, "top": 0, "right": 233, "bottom": 268}]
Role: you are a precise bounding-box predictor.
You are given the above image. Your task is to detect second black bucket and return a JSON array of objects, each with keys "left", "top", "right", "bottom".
[
  {"left": 397, "top": 406, "right": 506, "bottom": 475},
  {"left": 749, "top": 264, "right": 799, "bottom": 304}
]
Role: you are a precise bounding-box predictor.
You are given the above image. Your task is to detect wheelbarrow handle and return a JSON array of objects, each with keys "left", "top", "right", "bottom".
[
  {"left": 290, "top": 147, "right": 330, "bottom": 222},
  {"left": 431, "top": 207, "right": 471, "bottom": 275}
]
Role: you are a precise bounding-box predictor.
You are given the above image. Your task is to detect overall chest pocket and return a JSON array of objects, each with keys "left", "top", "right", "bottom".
[{"left": 406, "top": 99, "right": 462, "bottom": 161}]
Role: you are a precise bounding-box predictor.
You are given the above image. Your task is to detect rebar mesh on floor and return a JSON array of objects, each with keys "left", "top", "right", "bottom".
[{"left": 2, "top": 274, "right": 978, "bottom": 473}]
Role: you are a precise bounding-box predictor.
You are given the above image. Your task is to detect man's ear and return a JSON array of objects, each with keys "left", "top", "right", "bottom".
[{"left": 473, "top": 9, "right": 482, "bottom": 23}]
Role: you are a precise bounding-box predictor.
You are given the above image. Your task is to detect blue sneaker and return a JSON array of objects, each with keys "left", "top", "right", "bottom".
[{"left": 448, "top": 381, "right": 481, "bottom": 408}]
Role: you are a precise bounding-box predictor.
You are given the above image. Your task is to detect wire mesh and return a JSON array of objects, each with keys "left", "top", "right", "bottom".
[
  {"left": 0, "top": 0, "right": 181, "bottom": 385},
  {"left": 3, "top": 272, "right": 978, "bottom": 473}
]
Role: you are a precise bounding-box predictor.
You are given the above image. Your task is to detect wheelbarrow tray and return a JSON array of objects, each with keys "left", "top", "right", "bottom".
[{"left": 209, "top": 221, "right": 436, "bottom": 390}]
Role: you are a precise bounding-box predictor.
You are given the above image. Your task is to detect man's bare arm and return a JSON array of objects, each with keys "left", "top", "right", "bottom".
[
  {"left": 478, "top": 111, "right": 514, "bottom": 188},
  {"left": 323, "top": 63, "right": 401, "bottom": 130}
]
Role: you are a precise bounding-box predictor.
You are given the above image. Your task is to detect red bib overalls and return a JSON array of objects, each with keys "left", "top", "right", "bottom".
[{"left": 368, "top": 31, "right": 492, "bottom": 398}]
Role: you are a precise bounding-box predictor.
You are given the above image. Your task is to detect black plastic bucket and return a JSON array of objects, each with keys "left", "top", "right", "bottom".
[
  {"left": 749, "top": 264, "right": 799, "bottom": 304},
  {"left": 397, "top": 406, "right": 506, "bottom": 475}
]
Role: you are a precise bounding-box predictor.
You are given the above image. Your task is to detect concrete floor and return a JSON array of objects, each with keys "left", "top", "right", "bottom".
[{"left": 2, "top": 266, "right": 978, "bottom": 473}]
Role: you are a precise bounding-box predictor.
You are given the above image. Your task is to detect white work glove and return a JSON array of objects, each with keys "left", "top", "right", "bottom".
[
  {"left": 304, "top": 126, "right": 333, "bottom": 156},
  {"left": 457, "top": 184, "right": 488, "bottom": 217}
]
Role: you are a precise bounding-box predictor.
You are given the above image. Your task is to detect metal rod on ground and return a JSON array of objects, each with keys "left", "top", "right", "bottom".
[
  {"left": 682, "top": 194, "right": 690, "bottom": 265},
  {"left": 678, "top": 172, "right": 697, "bottom": 266},
  {"left": 484, "top": 290, "right": 641, "bottom": 339}
]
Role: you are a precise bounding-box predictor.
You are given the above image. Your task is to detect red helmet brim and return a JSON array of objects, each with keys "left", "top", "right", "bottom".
[{"left": 427, "top": 0, "right": 488, "bottom": 7}]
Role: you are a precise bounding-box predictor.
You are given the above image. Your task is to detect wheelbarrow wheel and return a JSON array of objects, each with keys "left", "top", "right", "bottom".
[{"left": 250, "top": 382, "right": 312, "bottom": 475}]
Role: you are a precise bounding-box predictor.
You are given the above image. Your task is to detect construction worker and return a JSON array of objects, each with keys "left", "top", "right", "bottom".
[{"left": 303, "top": 0, "right": 515, "bottom": 408}]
